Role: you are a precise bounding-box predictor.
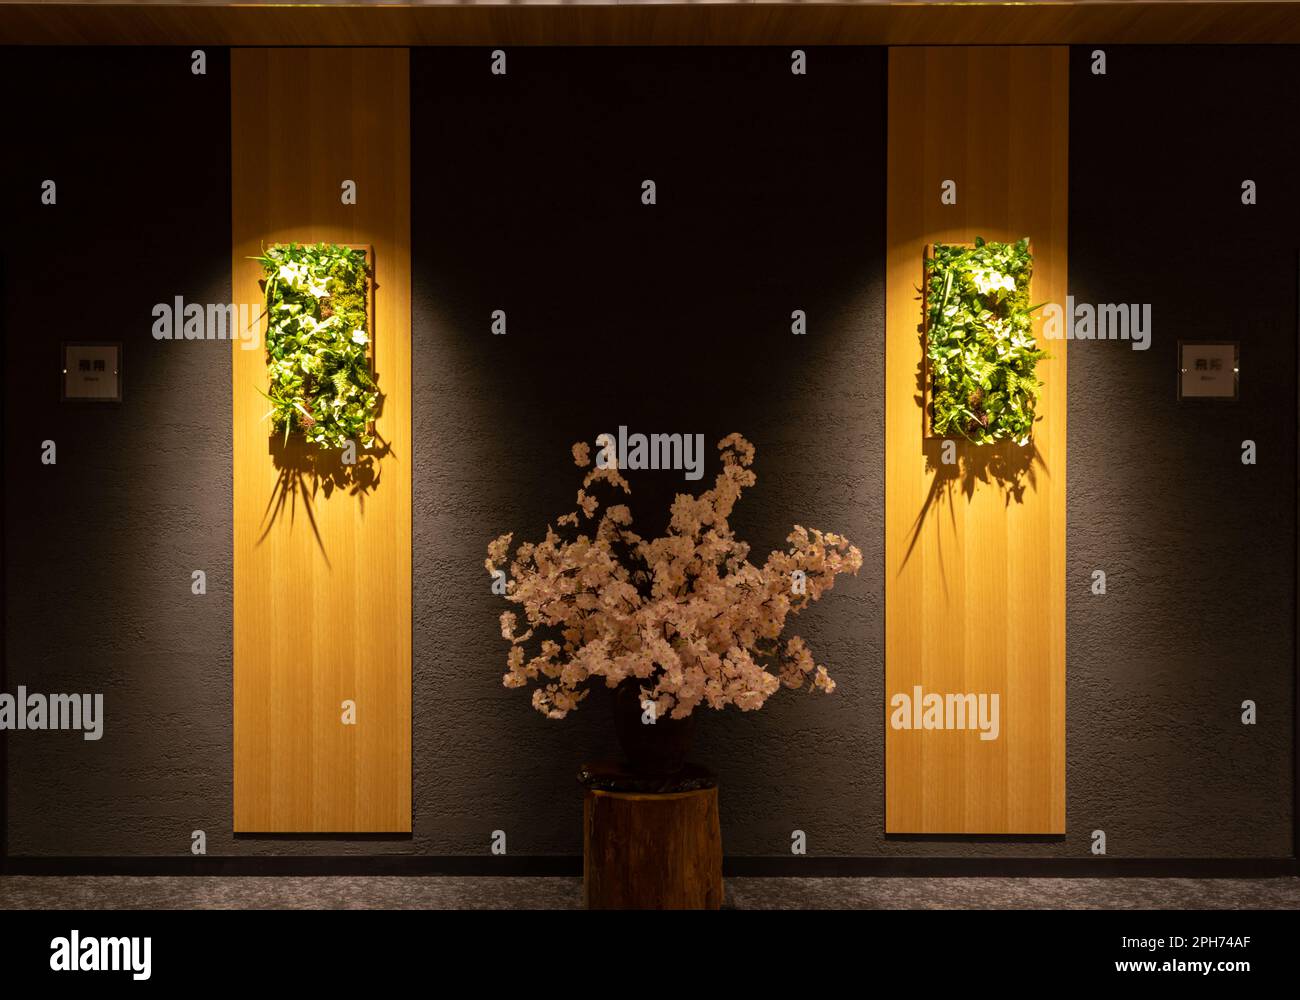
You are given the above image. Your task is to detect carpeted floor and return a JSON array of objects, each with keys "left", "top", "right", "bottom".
[{"left": 2, "top": 875, "right": 1298, "bottom": 909}]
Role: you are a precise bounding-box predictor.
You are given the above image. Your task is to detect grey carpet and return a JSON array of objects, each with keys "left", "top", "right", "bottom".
[{"left": 2, "top": 876, "right": 1297, "bottom": 910}]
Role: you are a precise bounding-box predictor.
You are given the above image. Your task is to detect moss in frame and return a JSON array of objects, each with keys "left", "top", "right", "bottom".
[
  {"left": 924, "top": 237, "right": 1046, "bottom": 446},
  {"left": 253, "top": 242, "right": 379, "bottom": 450}
]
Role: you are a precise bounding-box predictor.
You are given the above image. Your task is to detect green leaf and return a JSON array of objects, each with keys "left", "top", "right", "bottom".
[
  {"left": 257, "top": 242, "right": 379, "bottom": 449},
  {"left": 925, "top": 237, "right": 1040, "bottom": 446}
]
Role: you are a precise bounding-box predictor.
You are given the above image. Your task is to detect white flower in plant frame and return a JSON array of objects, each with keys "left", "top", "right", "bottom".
[
  {"left": 278, "top": 263, "right": 306, "bottom": 287},
  {"left": 978, "top": 268, "right": 1016, "bottom": 296},
  {"left": 351, "top": 329, "right": 368, "bottom": 346}
]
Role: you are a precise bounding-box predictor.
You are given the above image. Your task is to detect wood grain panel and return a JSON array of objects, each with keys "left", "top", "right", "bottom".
[
  {"left": 885, "top": 47, "right": 1066, "bottom": 834},
  {"left": 232, "top": 48, "right": 411, "bottom": 832},
  {"left": 4, "top": 3, "right": 1300, "bottom": 47}
]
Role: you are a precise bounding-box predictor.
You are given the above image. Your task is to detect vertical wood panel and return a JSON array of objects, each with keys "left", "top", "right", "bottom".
[
  {"left": 232, "top": 48, "right": 411, "bottom": 832},
  {"left": 885, "top": 47, "right": 1066, "bottom": 833}
]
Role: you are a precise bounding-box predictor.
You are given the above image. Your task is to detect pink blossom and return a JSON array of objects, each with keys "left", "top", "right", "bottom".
[{"left": 485, "top": 435, "right": 862, "bottom": 719}]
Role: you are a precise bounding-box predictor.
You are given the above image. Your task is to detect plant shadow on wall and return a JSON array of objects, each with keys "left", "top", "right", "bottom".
[
  {"left": 904, "top": 238, "right": 1050, "bottom": 568},
  {"left": 254, "top": 243, "right": 390, "bottom": 564},
  {"left": 484, "top": 434, "right": 863, "bottom": 776}
]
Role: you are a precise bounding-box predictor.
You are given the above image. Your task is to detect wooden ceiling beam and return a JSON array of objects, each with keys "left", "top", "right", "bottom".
[{"left": 3, "top": 2, "right": 1300, "bottom": 47}]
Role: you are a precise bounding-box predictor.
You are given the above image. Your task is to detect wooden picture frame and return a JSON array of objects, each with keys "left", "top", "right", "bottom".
[
  {"left": 260, "top": 243, "right": 376, "bottom": 443},
  {"left": 921, "top": 241, "right": 1035, "bottom": 441}
]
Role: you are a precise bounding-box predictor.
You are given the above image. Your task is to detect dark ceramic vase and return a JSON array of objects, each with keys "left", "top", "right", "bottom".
[{"left": 612, "top": 679, "right": 697, "bottom": 776}]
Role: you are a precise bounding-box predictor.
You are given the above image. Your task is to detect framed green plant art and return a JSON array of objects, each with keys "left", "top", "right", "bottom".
[
  {"left": 923, "top": 237, "right": 1046, "bottom": 446},
  {"left": 254, "top": 242, "right": 380, "bottom": 450}
]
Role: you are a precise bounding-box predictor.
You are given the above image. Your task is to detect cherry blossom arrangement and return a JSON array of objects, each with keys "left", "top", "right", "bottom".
[{"left": 485, "top": 433, "right": 863, "bottom": 720}]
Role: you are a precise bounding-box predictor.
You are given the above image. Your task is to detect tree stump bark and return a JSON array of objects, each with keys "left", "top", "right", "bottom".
[{"left": 581, "top": 764, "right": 723, "bottom": 910}]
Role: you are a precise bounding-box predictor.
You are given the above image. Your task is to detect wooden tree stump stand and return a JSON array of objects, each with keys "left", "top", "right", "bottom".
[{"left": 578, "top": 762, "right": 723, "bottom": 910}]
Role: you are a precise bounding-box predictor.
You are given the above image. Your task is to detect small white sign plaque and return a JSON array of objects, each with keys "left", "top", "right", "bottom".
[
  {"left": 1178, "top": 341, "right": 1238, "bottom": 401},
  {"left": 63, "top": 342, "right": 122, "bottom": 402}
]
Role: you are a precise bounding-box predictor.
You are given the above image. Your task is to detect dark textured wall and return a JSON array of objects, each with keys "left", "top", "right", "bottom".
[
  {"left": 2, "top": 45, "right": 1294, "bottom": 861},
  {"left": 408, "top": 45, "right": 1296, "bottom": 859},
  {"left": 1066, "top": 46, "right": 1296, "bottom": 856},
  {"left": 411, "top": 47, "right": 886, "bottom": 856},
  {"left": 2, "top": 48, "right": 235, "bottom": 855}
]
